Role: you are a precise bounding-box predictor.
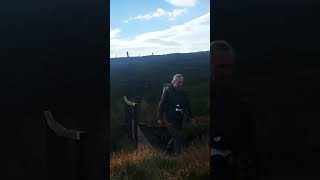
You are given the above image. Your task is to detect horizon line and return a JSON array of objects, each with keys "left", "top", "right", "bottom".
[{"left": 110, "top": 50, "right": 209, "bottom": 59}]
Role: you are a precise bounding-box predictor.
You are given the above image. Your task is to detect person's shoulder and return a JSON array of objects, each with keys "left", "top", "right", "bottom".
[
  {"left": 167, "top": 84, "right": 174, "bottom": 91},
  {"left": 162, "top": 88, "right": 169, "bottom": 96},
  {"left": 163, "top": 84, "right": 173, "bottom": 94}
]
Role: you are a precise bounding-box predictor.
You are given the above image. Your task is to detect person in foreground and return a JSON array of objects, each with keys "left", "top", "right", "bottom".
[
  {"left": 211, "top": 41, "right": 257, "bottom": 180},
  {"left": 158, "top": 74, "right": 197, "bottom": 155}
]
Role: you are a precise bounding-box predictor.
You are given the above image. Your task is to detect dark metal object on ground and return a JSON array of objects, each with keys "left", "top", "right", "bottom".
[
  {"left": 43, "top": 110, "right": 88, "bottom": 180},
  {"left": 139, "top": 124, "right": 171, "bottom": 150},
  {"left": 123, "top": 96, "right": 172, "bottom": 150},
  {"left": 44, "top": 110, "right": 87, "bottom": 140}
]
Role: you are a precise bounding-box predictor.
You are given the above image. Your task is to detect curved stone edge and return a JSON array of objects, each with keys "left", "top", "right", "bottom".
[
  {"left": 123, "top": 96, "right": 137, "bottom": 107},
  {"left": 43, "top": 110, "right": 87, "bottom": 140}
]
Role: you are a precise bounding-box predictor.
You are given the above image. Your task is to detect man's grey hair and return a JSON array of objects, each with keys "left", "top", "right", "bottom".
[
  {"left": 211, "top": 40, "right": 234, "bottom": 57},
  {"left": 172, "top": 74, "right": 184, "bottom": 83}
]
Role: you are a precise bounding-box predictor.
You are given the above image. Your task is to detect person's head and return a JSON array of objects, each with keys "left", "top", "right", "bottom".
[
  {"left": 172, "top": 74, "right": 184, "bottom": 90},
  {"left": 211, "top": 41, "right": 235, "bottom": 83}
]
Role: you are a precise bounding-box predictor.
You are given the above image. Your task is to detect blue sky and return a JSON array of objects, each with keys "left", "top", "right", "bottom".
[{"left": 110, "top": 0, "right": 210, "bottom": 58}]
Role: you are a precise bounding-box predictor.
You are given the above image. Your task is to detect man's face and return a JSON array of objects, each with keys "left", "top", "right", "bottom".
[
  {"left": 212, "top": 50, "right": 234, "bottom": 83},
  {"left": 173, "top": 78, "right": 184, "bottom": 90}
]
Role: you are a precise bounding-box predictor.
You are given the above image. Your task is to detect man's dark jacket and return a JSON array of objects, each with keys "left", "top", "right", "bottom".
[
  {"left": 158, "top": 84, "right": 193, "bottom": 128},
  {"left": 212, "top": 82, "right": 256, "bottom": 155}
]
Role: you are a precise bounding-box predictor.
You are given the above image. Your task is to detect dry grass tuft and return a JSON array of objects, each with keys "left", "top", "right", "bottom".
[{"left": 110, "top": 140, "right": 210, "bottom": 180}]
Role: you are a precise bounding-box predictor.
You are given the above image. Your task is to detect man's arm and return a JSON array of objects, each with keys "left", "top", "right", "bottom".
[
  {"left": 238, "top": 97, "right": 258, "bottom": 177},
  {"left": 239, "top": 98, "right": 256, "bottom": 153},
  {"left": 184, "top": 93, "right": 194, "bottom": 121}
]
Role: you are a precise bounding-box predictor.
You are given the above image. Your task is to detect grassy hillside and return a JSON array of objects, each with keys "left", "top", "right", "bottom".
[{"left": 110, "top": 140, "right": 210, "bottom": 180}]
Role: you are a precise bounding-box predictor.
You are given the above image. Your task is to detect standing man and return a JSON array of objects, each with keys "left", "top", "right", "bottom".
[
  {"left": 158, "top": 74, "right": 197, "bottom": 154},
  {"left": 211, "top": 41, "right": 257, "bottom": 180}
]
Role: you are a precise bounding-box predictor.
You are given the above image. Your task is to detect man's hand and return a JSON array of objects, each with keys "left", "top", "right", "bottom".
[{"left": 158, "top": 119, "right": 167, "bottom": 126}]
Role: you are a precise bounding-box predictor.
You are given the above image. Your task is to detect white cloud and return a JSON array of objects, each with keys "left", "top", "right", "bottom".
[
  {"left": 165, "top": 0, "right": 199, "bottom": 7},
  {"left": 110, "top": 28, "right": 121, "bottom": 39},
  {"left": 110, "top": 12, "right": 210, "bottom": 58},
  {"left": 127, "top": 8, "right": 187, "bottom": 22},
  {"left": 167, "top": 8, "right": 188, "bottom": 20}
]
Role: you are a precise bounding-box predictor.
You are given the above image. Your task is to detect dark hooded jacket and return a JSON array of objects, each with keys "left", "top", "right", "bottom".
[
  {"left": 212, "top": 82, "right": 256, "bottom": 154},
  {"left": 158, "top": 84, "right": 193, "bottom": 128}
]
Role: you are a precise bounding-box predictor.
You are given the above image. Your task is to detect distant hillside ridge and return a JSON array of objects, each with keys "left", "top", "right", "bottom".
[{"left": 110, "top": 51, "right": 209, "bottom": 61}]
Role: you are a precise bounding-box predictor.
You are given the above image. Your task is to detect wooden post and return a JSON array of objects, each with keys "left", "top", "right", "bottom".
[
  {"left": 123, "top": 96, "right": 139, "bottom": 148},
  {"left": 131, "top": 107, "right": 135, "bottom": 142},
  {"left": 133, "top": 105, "right": 138, "bottom": 148},
  {"left": 124, "top": 101, "right": 131, "bottom": 139}
]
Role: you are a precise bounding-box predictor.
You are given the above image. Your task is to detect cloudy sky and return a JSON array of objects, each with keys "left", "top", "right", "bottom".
[{"left": 110, "top": 0, "right": 210, "bottom": 58}]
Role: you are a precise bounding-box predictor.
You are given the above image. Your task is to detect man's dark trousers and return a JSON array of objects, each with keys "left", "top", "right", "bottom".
[
  {"left": 166, "top": 123, "right": 183, "bottom": 154},
  {"left": 212, "top": 155, "right": 236, "bottom": 180},
  {"left": 166, "top": 115, "right": 183, "bottom": 154}
]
